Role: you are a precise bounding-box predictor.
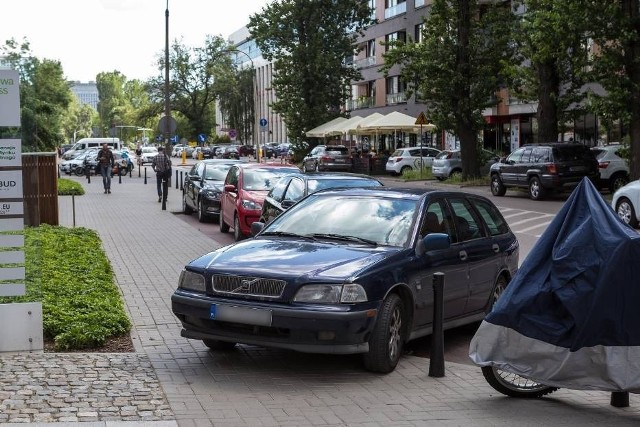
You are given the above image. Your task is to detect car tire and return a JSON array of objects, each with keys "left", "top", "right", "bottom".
[
  {"left": 436, "top": 177, "right": 446, "bottom": 181},
  {"left": 609, "top": 173, "right": 629, "bottom": 194},
  {"left": 197, "top": 198, "right": 208, "bottom": 223},
  {"left": 202, "top": 339, "right": 237, "bottom": 351},
  {"left": 490, "top": 174, "right": 507, "bottom": 196},
  {"left": 528, "top": 177, "right": 545, "bottom": 200},
  {"left": 233, "top": 214, "right": 244, "bottom": 241},
  {"left": 219, "top": 212, "right": 230, "bottom": 233},
  {"left": 182, "top": 192, "right": 194, "bottom": 215},
  {"left": 616, "top": 197, "right": 639, "bottom": 228},
  {"left": 400, "top": 166, "right": 412, "bottom": 176},
  {"left": 450, "top": 169, "right": 462, "bottom": 180},
  {"left": 363, "top": 293, "right": 405, "bottom": 373},
  {"left": 488, "top": 275, "right": 508, "bottom": 313}
]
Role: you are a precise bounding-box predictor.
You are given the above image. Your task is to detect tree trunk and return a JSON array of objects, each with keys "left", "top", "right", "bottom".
[{"left": 536, "top": 59, "right": 560, "bottom": 144}]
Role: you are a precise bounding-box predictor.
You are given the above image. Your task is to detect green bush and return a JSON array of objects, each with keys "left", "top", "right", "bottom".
[
  {"left": 401, "top": 167, "right": 434, "bottom": 180},
  {"left": 0, "top": 225, "right": 131, "bottom": 350},
  {"left": 58, "top": 178, "right": 85, "bottom": 195}
]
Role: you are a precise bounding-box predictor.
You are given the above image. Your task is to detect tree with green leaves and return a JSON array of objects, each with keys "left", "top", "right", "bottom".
[
  {"left": 248, "top": 0, "right": 375, "bottom": 145},
  {"left": 383, "top": 0, "right": 515, "bottom": 179},
  {"left": 590, "top": 0, "right": 640, "bottom": 179},
  {"left": 511, "top": 0, "right": 594, "bottom": 144},
  {"left": 149, "top": 35, "right": 234, "bottom": 141},
  {"left": 2, "top": 38, "right": 73, "bottom": 151}
]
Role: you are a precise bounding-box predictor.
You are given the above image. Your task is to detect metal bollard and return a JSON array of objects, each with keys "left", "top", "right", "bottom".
[
  {"left": 144, "top": 167, "right": 147, "bottom": 184},
  {"left": 118, "top": 169, "right": 122, "bottom": 184},
  {"left": 138, "top": 163, "right": 141, "bottom": 178},
  {"left": 180, "top": 171, "right": 183, "bottom": 190},
  {"left": 86, "top": 166, "right": 91, "bottom": 184},
  {"left": 175, "top": 169, "right": 178, "bottom": 189},
  {"left": 611, "top": 391, "right": 629, "bottom": 407},
  {"left": 429, "top": 272, "right": 445, "bottom": 377}
]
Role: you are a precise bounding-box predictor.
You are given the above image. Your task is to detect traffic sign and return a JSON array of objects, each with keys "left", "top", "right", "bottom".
[
  {"left": 415, "top": 112, "right": 428, "bottom": 125},
  {"left": 259, "top": 118, "right": 268, "bottom": 127},
  {"left": 228, "top": 129, "right": 237, "bottom": 139},
  {"left": 170, "top": 135, "right": 179, "bottom": 143},
  {"left": 198, "top": 133, "right": 207, "bottom": 143}
]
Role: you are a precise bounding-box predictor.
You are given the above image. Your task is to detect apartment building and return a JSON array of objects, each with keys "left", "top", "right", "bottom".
[{"left": 70, "top": 81, "right": 99, "bottom": 110}]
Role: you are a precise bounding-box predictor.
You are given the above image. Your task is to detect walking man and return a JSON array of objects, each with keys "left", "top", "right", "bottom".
[
  {"left": 152, "top": 146, "right": 172, "bottom": 203},
  {"left": 96, "top": 143, "right": 114, "bottom": 194}
]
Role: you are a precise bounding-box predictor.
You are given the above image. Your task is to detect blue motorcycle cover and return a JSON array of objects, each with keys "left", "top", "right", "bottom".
[{"left": 469, "top": 177, "right": 640, "bottom": 391}]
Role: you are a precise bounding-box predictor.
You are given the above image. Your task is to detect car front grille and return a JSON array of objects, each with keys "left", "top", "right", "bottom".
[{"left": 212, "top": 274, "right": 286, "bottom": 298}]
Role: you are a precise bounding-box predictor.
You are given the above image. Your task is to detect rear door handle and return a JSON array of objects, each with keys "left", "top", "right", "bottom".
[
  {"left": 492, "top": 244, "right": 500, "bottom": 253},
  {"left": 459, "top": 250, "right": 468, "bottom": 261}
]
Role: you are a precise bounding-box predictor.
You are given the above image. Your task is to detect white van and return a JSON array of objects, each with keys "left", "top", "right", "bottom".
[{"left": 62, "top": 138, "right": 122, "bottom": 159}]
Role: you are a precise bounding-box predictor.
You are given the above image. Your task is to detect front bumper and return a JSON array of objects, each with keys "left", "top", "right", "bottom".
[{"left": 171, "top": 291, "right": 378, "bottom": 354}]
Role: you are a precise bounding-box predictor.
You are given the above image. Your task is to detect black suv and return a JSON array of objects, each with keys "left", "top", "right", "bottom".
[{"left": 489, "top": 143, "right": 599, "bottom": 200}]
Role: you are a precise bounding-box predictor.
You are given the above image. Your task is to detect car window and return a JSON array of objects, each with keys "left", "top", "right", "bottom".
[
  {"left": 204, "top": 164, "right": 232, "bottom": 180},
  {"left": 448, "top": 198, "right": 484, "bottom": 242},
  {"left": 195, "top": 162, "right": 205, "bottom": 178},
  {"left": 242, "top": 169, "right": 290, "bottom": 191},
  {"left": 226, "top": 166, "right": 239, "bottom": 187},
  {"left": 326, "top": 147, "right": 349, "bottom": 155},
  {"left": 408, "top": 149, "right": 421, "bottom": 157},
  {"left": 268, "top": 177, "right": 290, "bottom": 202},
  {"left": 309, "top": 178, "right": 381, "bottom": 193},
  {"left": 531, "top": 147, "right": 551, "bottom": 162},
  {"left": 436, "top": 151, "right": 455, "bottom": 160},
  {"left": 421, "top": 200, "right": 451, "bottom": 236},
  {"left": 507, "top": 147, "right": 526, "bottom": 163},
  {"left": 553, "top": 145, "right": 594, "bottom": 161},
  {"left": 520, "top": 147, "right": 533, "bottom": 163},
  {"left": 470, "top": 198, "right": 510, "bottom": 236},
  {"left": 390, "top": 150, "right": 403, "bottom": 157},
  {"left": 283, "top": 177, "right": 305, "bottom": 203}
]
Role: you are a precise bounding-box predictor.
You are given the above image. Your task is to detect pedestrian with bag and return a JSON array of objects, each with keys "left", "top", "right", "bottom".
[
  {"left": 96, "top": 143, "right": 115, "bottom": 194},
  {"left": 152, "top": 146, "right": 172, "bottom": 203}
]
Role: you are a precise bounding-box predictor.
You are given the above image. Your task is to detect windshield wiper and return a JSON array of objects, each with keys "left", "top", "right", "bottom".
[
  {"left": 261, "top": 231, "right": 317, "bottom": 241},
  {"left": 310, "top": 233, "right": 378, "bottom": 246}
]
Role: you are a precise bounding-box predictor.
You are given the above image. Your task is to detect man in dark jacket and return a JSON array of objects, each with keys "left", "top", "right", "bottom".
[
  {"left": 96, "top": 143, "right": 115, "bottom": 194},
  {"left": 152, "top": 146, "right": 172, "bottom": 203}
]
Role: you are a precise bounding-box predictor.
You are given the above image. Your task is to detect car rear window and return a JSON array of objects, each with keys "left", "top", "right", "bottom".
[
  {"left": 326, "top": 147, "right": 349, "bottom": 155},
  {"left": 309, "top": 178, "right": 382, "bottom": 193},
  {"left": 553, "top": 146, "right": 594, "bottom": 162}
]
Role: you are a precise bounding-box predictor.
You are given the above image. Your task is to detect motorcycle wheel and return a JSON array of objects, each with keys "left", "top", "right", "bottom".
[
  {"left": 74, "top": 166, "right": 85, "bottom": 176},
  {"left": 481, "top": 366, "right": 558, "bottom": 398}
]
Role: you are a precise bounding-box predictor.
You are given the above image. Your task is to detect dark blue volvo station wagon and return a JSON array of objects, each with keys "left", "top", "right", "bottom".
[{"left": 171, "top": 187, "right": 519, "bottom": 373}]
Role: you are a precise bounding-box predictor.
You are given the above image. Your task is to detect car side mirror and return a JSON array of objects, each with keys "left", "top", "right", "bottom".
[
  {"left": 224, "top": 184, "right": 237, "bottom": 193},
  {"left": 416, "top": 233, "right": 450, "bottom": 257},
  {"left": 250, "top": 221, "right": 265, "bottom": 236}
]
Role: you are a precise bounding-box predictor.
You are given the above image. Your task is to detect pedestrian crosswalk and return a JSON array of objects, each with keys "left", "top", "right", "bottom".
[{"left": 497, "top": 207, "right": 554, "bottom": 237}]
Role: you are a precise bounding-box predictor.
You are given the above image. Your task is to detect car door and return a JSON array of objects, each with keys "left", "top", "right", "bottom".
[
  {"left": 464, "top": 196, "right": 513, "bottom": 313},
  {"left": 447, "top": 196, "right": 498, "bottom": 316},
  {"left": 498, "top": 147, "right": 525, "bottom": 186},
  {"left": 184, "top": 163, "right": 202, "bottom": 210},
  {"left": 412, "top": 198, "right": 470, "bottom": 328},
  {"left": 220, "top": 165, "right": 240, "bottom": 227}
]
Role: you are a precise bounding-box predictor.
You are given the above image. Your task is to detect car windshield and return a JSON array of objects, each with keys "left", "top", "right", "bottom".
[
  {"left": 554, "top": 146, "right": 593, "bottom": 162},
  {"left": 326, "top": 147, "right": 349, "bottom": 155},
  {"left": 204, "top": 164, "right": 233, "bottom": 180},
  {"left": 308, "top": 178, "right": 382, "bottom": 193},
  {"left": 264, "top": 194, "right": 418, "bottom": 247},
  {"left": 243, "top": 168, "right": 297, "bottom": 191}
]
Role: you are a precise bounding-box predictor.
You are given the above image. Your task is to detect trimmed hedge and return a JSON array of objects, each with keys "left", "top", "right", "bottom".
[{"left": 1, "top": 225, "right": 132, "bottom": 350}]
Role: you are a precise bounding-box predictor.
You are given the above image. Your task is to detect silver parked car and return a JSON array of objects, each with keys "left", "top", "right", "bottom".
[
  {"left": 431, "top": 149, "right": 499, "bottom": 180},
  {"left": 385, "top": 147, "right": 442, "bottom": 176},
  {"left": 591, "top": 144, "right": 629, "bottom": 193}
]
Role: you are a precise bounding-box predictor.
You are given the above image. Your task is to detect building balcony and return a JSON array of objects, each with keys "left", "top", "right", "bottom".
[
  {"left": 415, "top": 0, "right": 426, "bottom": 7},
  {"left": 353, "top": 56, "right": 376, "bottom": 69},
  {"left": 385, "top": 2, "right": 406, "bottom": 19},
  {"left": 386, "top": 92, "right": 407, "bottom": 105},
  {"left": 346, "top": 96, "right": 375, "bottom": 111}
]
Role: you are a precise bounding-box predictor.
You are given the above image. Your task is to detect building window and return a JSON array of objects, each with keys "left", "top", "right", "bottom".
[
  {"left": 386, "top": 76, "right": 407, "bottom": 105},
  {"left": 354, "top": 39, "right": 376, "bottom": 69},
  {"left": 368, "top": 0, "right": 376, "bottom": 20},
  {"left": 385, "top": 31, "right": 406, "bottom": 51},
  {"left": 415, "top": 23, "right": 424, "bottom": 43},
  {"left": 415, "top": 0, "right": 426, "bottom": 7}
]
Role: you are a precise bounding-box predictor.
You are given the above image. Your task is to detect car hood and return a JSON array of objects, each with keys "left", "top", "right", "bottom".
[{"left": 189, "top": 237, "right": 397, "bottom": 281}]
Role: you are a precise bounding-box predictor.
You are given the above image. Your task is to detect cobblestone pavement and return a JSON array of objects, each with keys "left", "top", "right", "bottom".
[{"left": 2, "top": 168, "right": 640, "bottom": 426}]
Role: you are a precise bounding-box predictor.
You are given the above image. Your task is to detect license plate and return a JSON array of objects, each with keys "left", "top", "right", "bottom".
[
  {"left": 210, "top": 304, "right": 272, "bottom": 326},
  {"left": 570, "top": 166, "right": 586, "bottom": 172},
  {"left": 335, "top": 158, "right": 345, "bottom": 163}
]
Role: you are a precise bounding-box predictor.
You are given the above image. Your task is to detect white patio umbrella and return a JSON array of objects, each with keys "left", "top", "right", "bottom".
[{"left": 305, "top": 117, "right": 348, "bottom": 138}]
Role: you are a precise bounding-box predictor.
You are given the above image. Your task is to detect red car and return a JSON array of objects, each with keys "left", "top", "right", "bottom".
[{"left": 219, "top": 163, "right": 301, "bottom": 241}]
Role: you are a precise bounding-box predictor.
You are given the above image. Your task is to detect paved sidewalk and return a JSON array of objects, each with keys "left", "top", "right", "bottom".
[{"left": 1, "top": 168, "right": 639, "bottom": 426}]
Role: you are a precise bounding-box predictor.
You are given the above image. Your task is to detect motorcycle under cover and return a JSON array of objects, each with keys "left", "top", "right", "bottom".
[{"left": 469, "top": 177, "right": 640, "bottom": 392}]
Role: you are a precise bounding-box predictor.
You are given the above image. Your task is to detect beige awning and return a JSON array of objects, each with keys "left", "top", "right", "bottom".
[
  {"left": 305, "top": 117, "right": 348, "bottom": 138},
  {"left": 358, "top": 111, "right": 436, "bottom": 133},
  {"left": 324, "top": 115, "right": 365, "bottom": 137},
  {"left": 354, "top": 113, "right": 385, "bottom": 134}
]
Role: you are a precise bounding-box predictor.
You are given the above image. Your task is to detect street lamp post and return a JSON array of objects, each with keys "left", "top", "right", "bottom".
[{"left": 162, "top": 0, "right": 171, "bottom": 210}]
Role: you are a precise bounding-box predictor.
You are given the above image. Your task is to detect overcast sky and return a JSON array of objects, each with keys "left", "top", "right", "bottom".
[{"left": 1, "top": 0, "right": 268, "bottom": 82}]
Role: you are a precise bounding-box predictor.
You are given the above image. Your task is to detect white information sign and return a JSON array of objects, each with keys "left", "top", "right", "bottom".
[
  {"left": 0, "top": 140, "right": 21, "bottom": 167},
  {"left": 0, "top": 218, "right": 24, "bottom": 232},
  {"left": 0, "top": 235, "right": 24, "bottom": 247},
  {"left": 0, "top": 69, "right": 20, "bottom": 126},
  {"left": 0, "top": 170, "right": 23, "bottom": 198},
  {"left": 0, "top": 250, "right": 24, "bottom": 264},
  {"left": 0, "top": 201, "right": 23, "bottom": 216}
]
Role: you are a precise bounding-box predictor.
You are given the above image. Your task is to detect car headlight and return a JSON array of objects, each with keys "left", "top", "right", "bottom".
[
  {"left": 178, "top": 270, "right": 206, "bottom": 292},
  {"left": 202, "top": 189, "right": 221, "bottom": 199},
  {"left": 241, "top": 199, "right": 262, "bottom": 210},
  {"left": 293, "top": 284, "right": 367, "bottom": 304}
]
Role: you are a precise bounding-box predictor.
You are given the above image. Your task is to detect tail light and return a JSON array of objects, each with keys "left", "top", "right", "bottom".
[
  {"left": 598, "top": 161, "right": 610, "bottom": 169},
  {"left": 547, "top": 164, "right": 557, "bottom": 174},
  {"left": 394, "top": 157, "right": 403, "bottom": 163}
]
